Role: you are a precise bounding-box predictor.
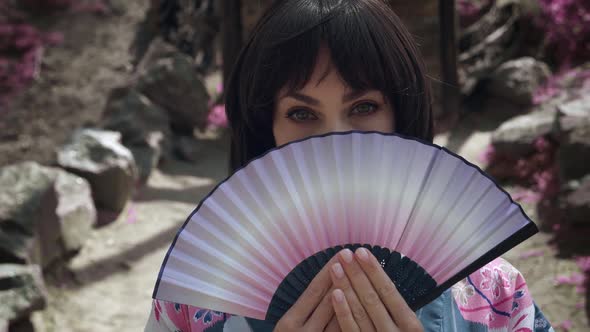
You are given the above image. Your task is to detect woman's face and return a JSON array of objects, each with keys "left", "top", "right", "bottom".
[{"left": 273, "top": 47, "right": 395, "bottom": 146}]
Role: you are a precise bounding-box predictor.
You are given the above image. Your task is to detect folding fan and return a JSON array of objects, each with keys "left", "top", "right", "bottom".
[{"left": 152, "top": 131, "right": 538, "bottom": 323}]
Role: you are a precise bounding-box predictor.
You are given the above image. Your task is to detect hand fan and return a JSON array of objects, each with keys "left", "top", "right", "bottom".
[{"left": 152, "top": 131, "right": 538, "bottom": 322}]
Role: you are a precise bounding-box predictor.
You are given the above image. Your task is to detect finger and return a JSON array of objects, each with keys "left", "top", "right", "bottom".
[
  {"left": 288, "top": 255, "right": 339, "bottom": 325},
  {"left": 324, "top": 316, "right": 341, "bottom": 332},
  {"left": 339, "top": 249, "right": 397, "bottom": 332},
  {"left": 331, "top": 289, "right": 360, "bottom": 332},
  {"left": 355, "top": 248, "right": 422, "bottom": 331},
  {"left": 306, "top": 286, "right": 336, "bottom": 331},
  {"left": 330, "top": 262, "right": 375, "bottom": 332}
]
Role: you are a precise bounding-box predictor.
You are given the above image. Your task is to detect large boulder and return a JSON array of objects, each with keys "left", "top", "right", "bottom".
[
  {"left": 556, "top": 114, "right": 590, "bottom": 181},
  {"left": 101, "top": 87, "right": 172, "bottom": 183},
  {"left": 486, "top": 57, "right": 551, "bottom": 106},
  {"left": 135, "top": 51, "right": 210, "bottom": 134},
  {"left": 0, "top": 162, "right": 95, "bottom": 268},
  {"left": 490, "top": 109, "right": 558, "bottom": 158},
  {"left": 56, "top": 129, "right": 138, "bottom": 213},
  {"left": 559, "top": 175, "right": 590, "bottom": 227},
  {"left": 0, "top": 264, "right": 47, "bottom": 325}
]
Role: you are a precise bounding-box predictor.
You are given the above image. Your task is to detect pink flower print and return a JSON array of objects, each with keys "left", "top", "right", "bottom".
[
  {"left": 485, "top": 312, "right": 495, "bottom": 323},
  {"left": 499, "top": 263, "right": 518, "bottom": 283},
  {"left": 480, "top": 267, "right": 511, "bottom": 299},
  {"left": 452, "top": 279, "right": 475, "bottom": 306},
  {"left": 154, "top": 300, "right": 162, "bottom": 322}
]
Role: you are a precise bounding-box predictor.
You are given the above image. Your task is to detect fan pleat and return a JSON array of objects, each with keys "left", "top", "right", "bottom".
[
  {"left": 431, "top": 189, "right": 516, "bottom": 281},
  {"left": 310, "top": 138, "right": 339, "bottom": 245},
  {"left": 235, "top": 167, "right": 299, "bottom": 270},
  {"left": 383, "top": 141, "right": 417, "bottom": 249},
  {"left": 331, "top": 135, "right": 351, "bottom": 245},
  {"left": 168, "top": 250, "right": 271, "bottom": 302},
  {"left": 290, "top": 143, "right": 331, "bottom": 246},
  {"left": 239, "top": 163, "right": 302, "bottom": 266},
  {"left": 158, "top": 273, "right": 267, "bottom": 319},
  {"left": 201, "top": 196, "right": 283, "bottom": 283},
  {"left": 176, "top": 228, "right": 275, "bottom": 296},
  {"left": 411, "top": 164, "right": 479, "bottom": 269},
  {"left": 396, "top": 147, "right": 442, "bottom": 258},
  {"left": 270, "top": 150, "right": 323, "bottom": 254},
  {"left": 217, "top": 183, "right": 289, "bottom": 277},
  {"left": 366, "top": 134, "right": 387, "bottom": 244},
  {"left": 252, "top": 159, "right": 311, "bottom": 261}
]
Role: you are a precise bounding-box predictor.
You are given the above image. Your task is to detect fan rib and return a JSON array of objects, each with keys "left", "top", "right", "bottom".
[
  {"left": 291, "top": 143, "right": 331, "bottom": 246},
  {"left": 217, "top": 184, "right": 291, "bottom": 277},
  {"left": 178, "top": 230, "right": 275, "bottom": 295},
  {"left": 253, "top": 158, "right": 310, "bottom": 260},
  {"left": 271, "top": 150, "right": 322, "bottom": 254},
  {"left": 395, "top": 146, "right": 441, "bottom": 255},
  {"left": 161, "top": 270, "right": 267, "bottom": 314},
  {"left": 240, "top": 165, "right": 302, "bottom": 266},
  {"left": 411, "top": 164, "right": 478, "bottom": 267},
  {"left": 310, "top": 139, "right": 338, "bottom": 245},
  {"left": 169, "top": 250, "right": 270, "bottom": 302},
  {"left": 204, "top": 197, "right": 283, "bottom": 284}
]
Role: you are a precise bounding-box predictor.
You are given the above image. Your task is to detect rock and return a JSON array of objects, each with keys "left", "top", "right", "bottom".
[
  {"left": 486, "top": 57, "right": 552, "bottom": 106},
  {"left": 491, "top": 109, "right": 558, "bottom": 158},
  {"left": 0, "top": 264, "right": 47, "bottom": 324},
  {"left": 56, "top": 129, "right": 138, "bottom": 213},
  {"left": 101, "top": 87, "right": 172, "bottom": 183},
  {"left": 0, "top": 162, "right": 95, "bottom": 268},
  {"left": 134, "top": 37, "right": 179, "bottom": 74},
  {"left": 173, "top": 136, "right": 207, "bottom": 162},
  {"left": 135, "top": 52, "right": 210, "bottom": 134},
  {"left": 557, "top": 94, "right": 590, "bottom": 118},
  {"left": 559, "top": 175, "right": 590, "bottom": 226},
  {"left": 557, "top": 115, "right": 590, "bottom": 181}
]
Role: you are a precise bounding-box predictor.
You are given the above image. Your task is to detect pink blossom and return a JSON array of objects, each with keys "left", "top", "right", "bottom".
[
  {"left": 559, "top": 320, "right": 572, "bottom": 331},
  {"left": 519, "top": 249, "right": 545, "bottom": 259},
  {"left": 207, "top": 104, "right": 228, "bottom": 128}
]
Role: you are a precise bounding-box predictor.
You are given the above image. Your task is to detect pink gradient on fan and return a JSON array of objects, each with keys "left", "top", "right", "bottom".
[{"left": 154, "top": 132, "right": 536, "bottom": 319}]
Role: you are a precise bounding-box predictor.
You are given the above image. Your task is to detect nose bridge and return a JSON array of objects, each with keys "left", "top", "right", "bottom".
[{"left": 323, "top": 112, "right": 353, "bottom": 133}]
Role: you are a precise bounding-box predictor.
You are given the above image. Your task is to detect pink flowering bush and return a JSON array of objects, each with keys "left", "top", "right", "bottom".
[
  {"left": 207, "top": 104, "right": 228, "bottom": 128},
  {"left": 536, "top": 0, "right": 590, "bottom": 68},
  {"left": 533, "top": 66, "right": 590, "bottom": 105},
  {"left": 456, "top": 0, "right": 493, "bottom": 28},
  {"left": 483, "top": 136, "right": 560, "bottom": 204},
  {"left": 0, "top": 0, "right": 107, "bottom": 109}
]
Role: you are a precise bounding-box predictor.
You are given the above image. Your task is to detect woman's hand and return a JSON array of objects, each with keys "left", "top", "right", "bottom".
[
  {"left": 274, "top": 255, "right": 341, "bottom": 331},
  {"left": 329, "top": 248, "right": 424, "bottom": 332}
]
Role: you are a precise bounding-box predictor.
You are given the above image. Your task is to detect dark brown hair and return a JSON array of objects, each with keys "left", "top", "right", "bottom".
[{"left": 225, "top": 0, "right": 433, "bottom": 173}]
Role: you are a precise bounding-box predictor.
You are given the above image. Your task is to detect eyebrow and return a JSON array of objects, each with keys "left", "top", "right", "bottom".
[{"left": 283, "top": 89, "right": 370, "bottom": 105}]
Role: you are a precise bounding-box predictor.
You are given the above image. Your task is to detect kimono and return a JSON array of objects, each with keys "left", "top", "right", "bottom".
[{"left": 144, "top": 257, "right": 554, "bottom": 331}]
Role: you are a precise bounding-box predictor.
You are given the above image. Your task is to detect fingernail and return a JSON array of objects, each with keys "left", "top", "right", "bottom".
[
  {"left": 340, "top": 249, "right": 353, "bottom": 263},
  {"left": 333, "top": 289, "right": 344, "bottom": 303},
  {"left": 356, "top": 248, "right": 369, "bottom": 262},
  {"left": 332, "top": 263, "right": 344, "bottom": 279}
]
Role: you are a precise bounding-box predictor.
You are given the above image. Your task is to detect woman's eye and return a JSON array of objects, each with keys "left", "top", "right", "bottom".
[
  {"left": 286, "top": 109, "right": 317, "bottom": 122},
  {"left": 351, "top": 102, "right": 378, "bottom": 116}
]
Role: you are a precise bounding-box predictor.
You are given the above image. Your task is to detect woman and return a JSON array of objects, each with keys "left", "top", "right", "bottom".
[{"left": 145, "top": 0, "right": 554, "bottom": 330}]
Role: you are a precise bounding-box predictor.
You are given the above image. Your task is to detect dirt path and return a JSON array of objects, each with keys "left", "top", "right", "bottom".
[{"left": 31, "top": 144, "right": 229, "bottom": 331}]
